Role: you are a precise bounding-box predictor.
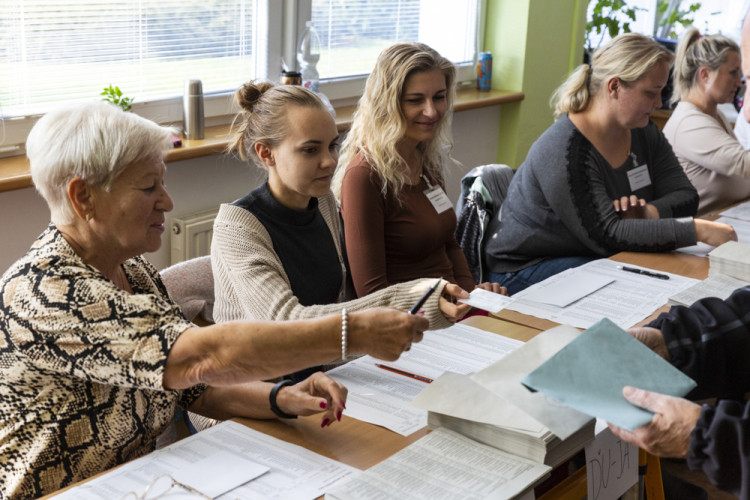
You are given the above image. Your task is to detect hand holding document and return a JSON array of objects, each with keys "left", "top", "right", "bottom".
[
  {"left": 459, "top": 287, "right": 514, "bottom": 312},
  {"left": 521, "top": 318, "right": 697, "bottom": 431}
]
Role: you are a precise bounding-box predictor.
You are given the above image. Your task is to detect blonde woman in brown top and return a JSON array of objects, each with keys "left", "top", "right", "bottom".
[{"left": 333, "top": 42, "right": 505, "bottom": 298}]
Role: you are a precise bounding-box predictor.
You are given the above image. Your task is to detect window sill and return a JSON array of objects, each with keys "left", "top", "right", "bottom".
[{"left": 0, "top": 88, "right": 524, "bottom": 194}]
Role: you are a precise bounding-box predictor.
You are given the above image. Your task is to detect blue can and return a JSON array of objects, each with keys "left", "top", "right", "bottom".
[{"left": 477, "top": 52, "right": 492, "bottom": 91}]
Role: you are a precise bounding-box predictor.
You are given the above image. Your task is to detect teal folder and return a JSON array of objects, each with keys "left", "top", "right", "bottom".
[{"left": 521, "top": 318, "right": 697, "bottom": 431}]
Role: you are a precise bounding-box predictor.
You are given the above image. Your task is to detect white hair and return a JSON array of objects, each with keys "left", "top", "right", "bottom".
[{"left": 26, "top": 101, "right": 175, "bottom": 225}]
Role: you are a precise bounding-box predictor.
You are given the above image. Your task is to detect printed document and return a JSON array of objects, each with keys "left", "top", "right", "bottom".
[
  {"left": 506, "top": 259, "right": 697, "bottom": 329},
  {"left": 326, "top": 322, "right": 523, "bottom": 435},
  {"left": 51, "top": 421, "right": 356, "bottom": 500},
  {"left": 326, "top": 428, "right": 551, "bottom": 500}
]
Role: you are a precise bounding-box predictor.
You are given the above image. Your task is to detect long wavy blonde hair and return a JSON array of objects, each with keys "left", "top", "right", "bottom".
[{"left": 333, "top": 42, "right": 456, "bottom": 199}]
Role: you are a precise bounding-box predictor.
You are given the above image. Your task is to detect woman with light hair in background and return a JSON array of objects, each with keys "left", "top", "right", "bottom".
[
  {"left": 333, "top": 42, "right": 504, "bottom": 299},
  {"left": 663, "top": 28, "right": 750, "bottom": 216},
  {"left": 0, "top": 100, "right": 428, "bottom": 499},
  {"left": 482, "top": 32, "right": 736, "bottom": 295}
]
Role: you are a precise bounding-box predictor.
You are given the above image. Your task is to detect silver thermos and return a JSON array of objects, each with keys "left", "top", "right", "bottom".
[{"left": 182, "top": 79, "right": 204, "bottom": 140}]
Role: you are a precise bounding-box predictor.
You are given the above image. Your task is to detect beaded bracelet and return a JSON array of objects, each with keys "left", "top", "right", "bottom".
[{"left": 341, "top": 307, "right": 348, "bottom": 360}]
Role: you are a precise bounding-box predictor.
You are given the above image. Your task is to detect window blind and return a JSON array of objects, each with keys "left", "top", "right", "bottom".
[
  {"left": 311, "top": 0, "right": 480, "bottom": 81},
  {"left": 0, "top": 0, "right": 261, "bottom": 118}
]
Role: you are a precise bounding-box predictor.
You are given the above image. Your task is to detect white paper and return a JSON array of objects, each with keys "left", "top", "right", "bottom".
[
  {"left": 51, "top": 421, "right": 356, "bottom": 500},
  {"left": 326, "top": 322, "right": 523, "bottom": 435},
  {"left": 326, "top": 428, "right": 551, "bottom": 500},
  {"left": 506, "top": 259, "right": 698, "bottom": 329},
  {"left": 471, "top": 325, "right": 592, "bottom": 440},
  {"left": 720, "top": 200, "right": 750, "bottom": 222},
  {"left": 585, "top": 423, "right": 638, "bottom": 500},
  {"left": 522, "top": 271, "right": 614, "bottom": 307},
  {"left": 411, "top": 371, "right": 544, "bottom": 434},
  {"left": 668, "top": 273, "right": 750, "bottom": 307},
  {"left": 459, "top": 287, "right": 515, "bottom": 312},
  {"left": 675, "top": 242, "right": 714, "bottom": 257},
  {"left": 172, "top": 450, "right": 268, "bottom": 498}
]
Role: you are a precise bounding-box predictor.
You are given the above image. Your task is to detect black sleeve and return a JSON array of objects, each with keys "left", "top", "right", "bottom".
[
  {"left": 648, "top": 286, "right": 750, "bottom": 400},
  {"left": 688, "top": 400, "right": 750, "bottom": 500}
]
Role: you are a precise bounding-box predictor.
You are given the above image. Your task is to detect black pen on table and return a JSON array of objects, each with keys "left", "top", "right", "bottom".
[
  {"left": 376, "top": 363, "right": 433, "bottom": 383},
  {"left": 617, "top": 265, "right": 670, "bottom": 280},
  {"left": 409, "top": 278, "right": 442, "bottom": 314}
]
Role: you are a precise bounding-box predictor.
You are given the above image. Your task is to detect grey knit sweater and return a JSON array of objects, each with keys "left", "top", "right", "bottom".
[{"left": 485, "top": 115, "right": 699, "bottom": 274}]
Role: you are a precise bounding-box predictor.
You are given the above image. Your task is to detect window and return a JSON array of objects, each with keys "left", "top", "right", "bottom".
[
  {"left": 0, "top": 0, "right": 482, "bottom": 152},
  {"left": 311, "top": 0, "right": 480, "bottom": 81}
]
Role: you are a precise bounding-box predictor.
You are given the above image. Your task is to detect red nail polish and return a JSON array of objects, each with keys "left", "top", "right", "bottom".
[
  {"left": 321, "top": 418, "right": 330, "bottom": 428},
  {"left": 342, "top": 402, "right": 346, "bottom": 409},
  {"left": 319, "top": 401, "right": 327, "bottom": 409},
  {"left": 336, "top": 411, "right": 342, "bottom": 422}
]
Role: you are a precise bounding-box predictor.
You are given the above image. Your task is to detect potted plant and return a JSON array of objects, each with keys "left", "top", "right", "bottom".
[
  {"left": 585, "top": 0, "right": 642, "bottom": 61},
  {"left": 101, "top": 84, "right": 134, "bottom": 112}
]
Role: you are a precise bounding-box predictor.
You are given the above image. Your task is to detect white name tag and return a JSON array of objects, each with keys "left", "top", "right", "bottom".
[
  {"left": 424, "top": 185, "right": 453, "bottom": 214},
  {"left": 627, "top": 164, "right": 651, "bottom": 192}
]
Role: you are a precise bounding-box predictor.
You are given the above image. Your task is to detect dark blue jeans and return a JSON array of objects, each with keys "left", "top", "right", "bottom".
[{"left": 489, "top": 256, "right": 597, "bottom": 296}]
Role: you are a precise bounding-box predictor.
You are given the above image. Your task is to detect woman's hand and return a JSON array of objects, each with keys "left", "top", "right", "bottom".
[
  {"left": 613, "top": 196, "right": 659, "bottom": 219},
  {"left": 608, "top": 386, "right": 702, "bottom": 458},
  {"left": 626, "top": 326, "right": 670, "bottom": 360},
  {"left": 694, "top": 219, "right": 737, "bottom": 247},
  {"left": 348, "top": 307, "right": 429, "bottom": 361},
  {"left": 475, "top": 282, "right": 509, "bottom": 296},
  {"left": 438, "top": 283, "right": 472, "bottom": 322},
  {"left": 276, "top": 372, "right": 348, "bottom": 428}
]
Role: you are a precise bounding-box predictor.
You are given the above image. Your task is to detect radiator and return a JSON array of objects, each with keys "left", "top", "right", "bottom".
[{"left": 170, "top": 208, "right": 219, "bottom": 264}]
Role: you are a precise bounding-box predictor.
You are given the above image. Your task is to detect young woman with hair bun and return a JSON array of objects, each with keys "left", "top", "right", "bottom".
[{"left": 208, "top": 81, "right": 471, "bottom": 378}]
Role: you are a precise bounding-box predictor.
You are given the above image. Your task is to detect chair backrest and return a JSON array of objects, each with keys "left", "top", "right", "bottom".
[
  {"left": 160, "top": 255, "right": 214, "bottom": 323},
  {"left": 455, "top": 164, "right": 514, "bottom": 283}
]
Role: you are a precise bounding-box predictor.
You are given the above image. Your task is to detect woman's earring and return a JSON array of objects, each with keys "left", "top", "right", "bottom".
[{"left": 85, "top": 213, "right": 91, "bottom": 222}]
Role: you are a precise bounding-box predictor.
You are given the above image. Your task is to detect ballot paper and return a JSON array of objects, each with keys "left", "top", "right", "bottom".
[
  {"left": 51, "top": 421, "right": 355, "bottom": 500},
  {"left": 459, "top": 287, "right": 515, "bottom": 312},
  {"left": 326, "top": 322, "right": 523, "bottom": 435},
  {"left": 326, "top": 428, "right": 551, "bottom": 500},
  {"left": 721, "top": 200, "right": 750, "bottom": 222},
  {"left": 521, "top": 270, "right": 614, "bottom": 308},
  {"left": 507, "top": 259, "right": 698, "bottom": 329},
  {"left": 668, "top": 273, "right": 750, "bottom": 307},
  {"left": 411, "top": 325, "right": 596, "bottom": 467},
  {"left": 709, "top": 240, "right": 750, "bottom": 282},
  {"left": 521, "top": 318, "right": 697, "bottom": 431}
]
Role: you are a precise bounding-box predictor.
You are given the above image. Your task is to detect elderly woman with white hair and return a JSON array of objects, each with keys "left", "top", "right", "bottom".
[{"left": 0, "top": 101, "right": 428, "bottom": 499}]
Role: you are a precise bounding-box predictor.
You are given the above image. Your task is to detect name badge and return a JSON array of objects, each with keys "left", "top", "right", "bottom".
[
  {"left": 627, "top": 164, "right": 651, "bottom": 192},
  {"left": 424, "top": 185, "right": 453, "bottom": 214}
]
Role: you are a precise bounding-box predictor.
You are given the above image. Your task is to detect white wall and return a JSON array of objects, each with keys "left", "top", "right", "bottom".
[{"left": 0, "top": 105, "right": 501, "bottom": 272}]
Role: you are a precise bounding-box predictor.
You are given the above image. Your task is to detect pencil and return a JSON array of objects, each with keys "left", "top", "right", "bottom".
[{"left": 376, "top": 363, "right": 433, "bottom": 383}]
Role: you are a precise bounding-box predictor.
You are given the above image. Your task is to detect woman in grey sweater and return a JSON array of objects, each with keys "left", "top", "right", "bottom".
[{"left": 484, "top": 33, "right": 736, "bottom": 294}]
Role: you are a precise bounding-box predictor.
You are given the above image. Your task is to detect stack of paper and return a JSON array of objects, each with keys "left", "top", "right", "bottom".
[
  {"left": 411, "top": 325, "right": 596, "bottom": 467},
  {"left": 708, "top": 241, "right": 750, "bottom": 281},
  {"left": 668, "top": 273, "right": 750, "bottom": 307},
  {"left": 326, "top": 428, "right": 551, "bottom": 500}
]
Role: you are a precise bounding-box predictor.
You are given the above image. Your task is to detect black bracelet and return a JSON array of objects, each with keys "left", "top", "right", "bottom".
[{"left": 269, "top": 379, "right": 297, "bottom": 419}]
